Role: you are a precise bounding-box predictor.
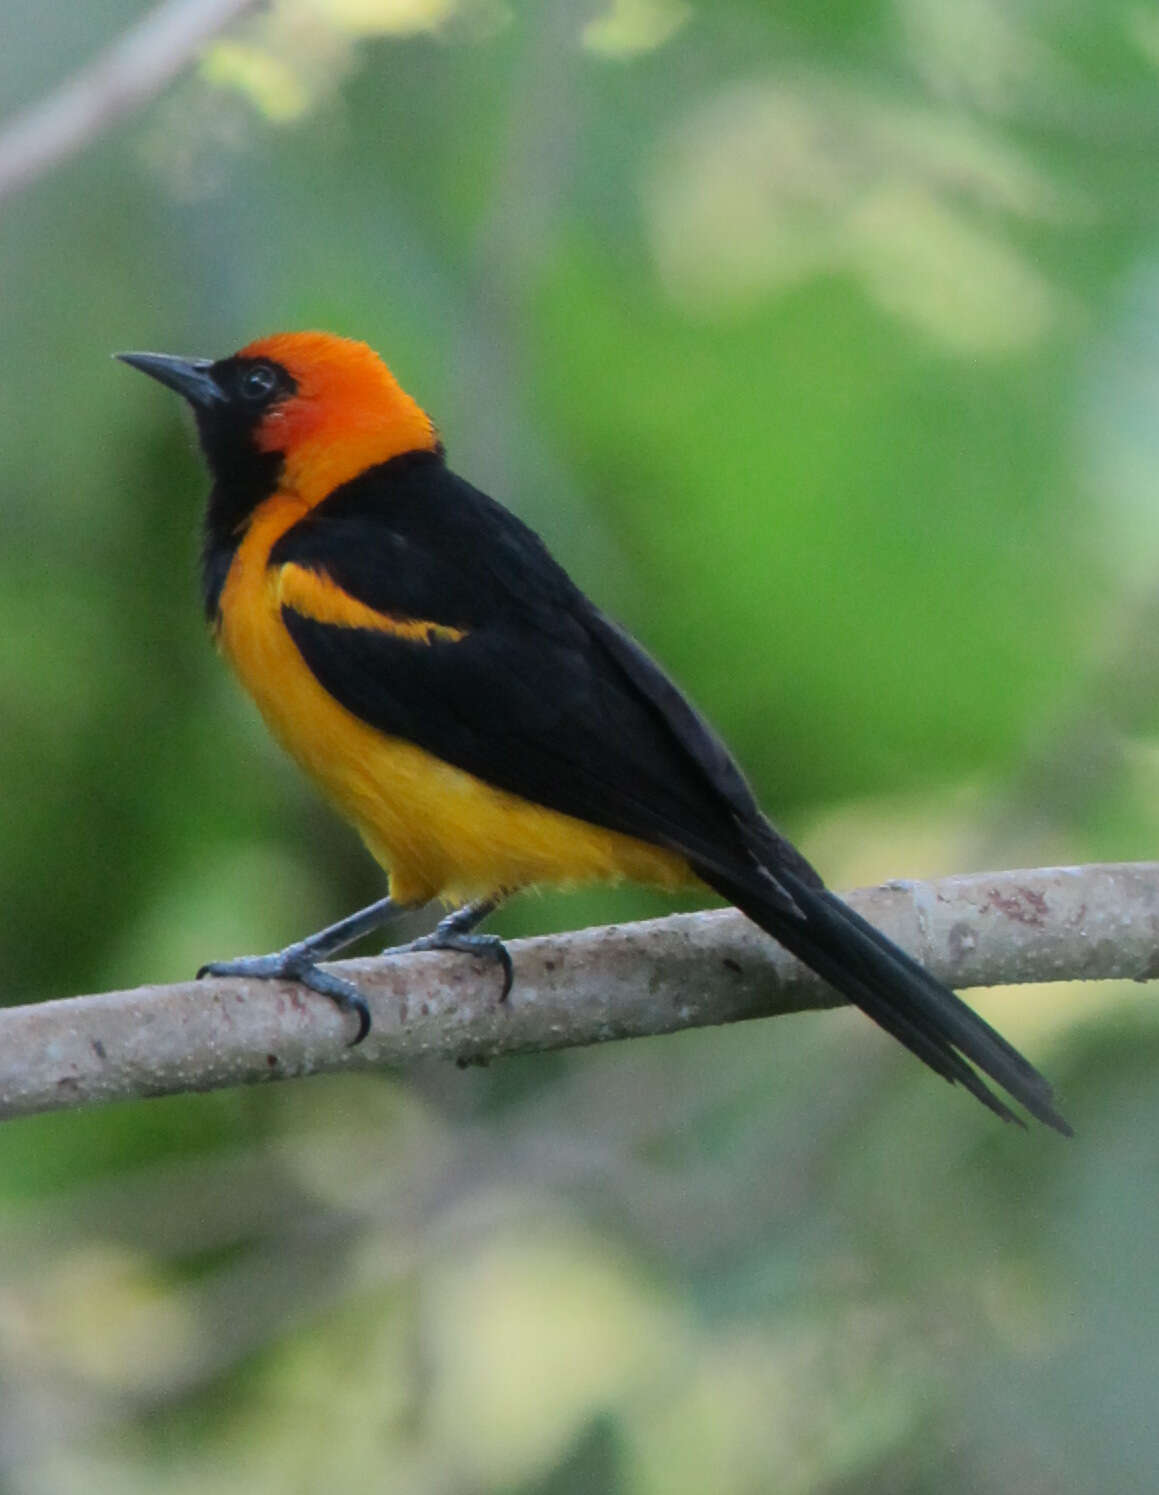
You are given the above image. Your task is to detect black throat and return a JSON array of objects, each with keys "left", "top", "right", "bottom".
[
  {"left": 200, "top": 442, "right": 285, "bottom": 622},
  {"left": 193, "top": 361, "right": 291, "bottom": 622}
]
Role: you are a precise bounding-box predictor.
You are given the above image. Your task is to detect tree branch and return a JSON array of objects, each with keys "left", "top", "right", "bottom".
[
  {"left": 0, "top": 0, "right": 261, "bottom": 207},
  {"left": 1, "top": 862, "right": 1153, "bottom": 1122}
]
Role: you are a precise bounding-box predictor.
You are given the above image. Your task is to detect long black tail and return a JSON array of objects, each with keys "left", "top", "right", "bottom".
[{"left": 698, "top": 862, "right": 1071, "bottom": 1135}]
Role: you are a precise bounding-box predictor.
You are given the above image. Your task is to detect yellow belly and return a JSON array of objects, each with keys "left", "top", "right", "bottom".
[{"left": 217, "top": 500, "right": 696, "bottom": 906}]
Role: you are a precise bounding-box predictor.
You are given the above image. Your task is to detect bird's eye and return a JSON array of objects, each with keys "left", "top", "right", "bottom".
[{"left": 239, "top": 363, "right": 279, "bottom": 402}]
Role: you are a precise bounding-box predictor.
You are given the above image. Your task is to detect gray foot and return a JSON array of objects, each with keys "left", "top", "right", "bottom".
[
  {"left": 197, "top": 952, "right": 372, "bottom": 1044},
  {"left": 396, "top": 927, "right": 514, "bottom": 1001}
]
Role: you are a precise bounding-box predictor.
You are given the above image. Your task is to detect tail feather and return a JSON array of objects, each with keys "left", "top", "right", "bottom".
[{"left": 698, "top": 863, "right": 1072, "bottom": 1136}]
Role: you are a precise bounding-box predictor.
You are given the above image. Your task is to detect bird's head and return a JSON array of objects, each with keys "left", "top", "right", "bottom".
[{"left": 117, "top": 331, "right": 439, "bottom": 509}]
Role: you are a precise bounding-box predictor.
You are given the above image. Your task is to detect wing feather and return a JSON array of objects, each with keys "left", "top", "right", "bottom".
[
  {"left": 264, "top": 453, "right": 1069, "bottom": 1131},
  {"left": 271, "top": 453, "right": 790, "bottom": 892}
]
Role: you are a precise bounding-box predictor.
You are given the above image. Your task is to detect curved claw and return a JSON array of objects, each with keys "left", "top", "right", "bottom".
[
  {"left": 296, "top": 964, "right": 371, "bottom": 1045},
  {"left": 400, "top": 930, "right": 514, "bottom": 1002},
  {"left": 197, "top": 954, "right": 290, "bottom": 982},
  {"left": 196, "top": 954, "right": 372, "bottom": 1045},
  {"left": 489, "top": 940, "right": 515, "bottom": 1002}
]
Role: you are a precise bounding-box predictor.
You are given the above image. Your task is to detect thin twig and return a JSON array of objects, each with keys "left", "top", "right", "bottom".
[
  {"left": 0, "top": 0, "right": 261, "bottom": 207},
  {"left": 1, "top": 862, "right": 1153, "bottom": 1122}
]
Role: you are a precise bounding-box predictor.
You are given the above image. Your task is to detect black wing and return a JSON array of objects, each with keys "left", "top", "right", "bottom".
[
  {"left": 270, "top": 453, "right": 800, "bottom": 897},
  {"left": 269, "top": 452, "right": 1070, "bottom": 1133}
]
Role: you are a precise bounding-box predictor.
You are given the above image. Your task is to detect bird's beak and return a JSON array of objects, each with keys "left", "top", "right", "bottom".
[{"left": 115, "top": 351, "right": 225, "bottom": 408}]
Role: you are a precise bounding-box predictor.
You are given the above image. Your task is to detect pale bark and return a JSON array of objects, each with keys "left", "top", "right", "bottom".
[{"left": 0, "top": 862, "right": 1152, "bottom": 1122}]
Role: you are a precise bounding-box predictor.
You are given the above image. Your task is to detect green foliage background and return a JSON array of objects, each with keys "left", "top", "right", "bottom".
[{"left": 2, "top": 1, "right": 1158, "bottom": 1489}]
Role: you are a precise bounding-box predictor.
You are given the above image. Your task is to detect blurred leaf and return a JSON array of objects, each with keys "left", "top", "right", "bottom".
[{"left": 1, "top": 0, "right": 1157, "bottom": 1488}]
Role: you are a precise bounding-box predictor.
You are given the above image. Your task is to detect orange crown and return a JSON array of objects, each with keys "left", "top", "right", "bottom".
[{"left": 240, "top": 331, "right": 439, "bottom": 505}]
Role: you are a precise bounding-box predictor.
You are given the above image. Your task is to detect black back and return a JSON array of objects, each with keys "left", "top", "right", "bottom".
[{"left": 269, "top": 453, "right": 809, "bottom": 897}]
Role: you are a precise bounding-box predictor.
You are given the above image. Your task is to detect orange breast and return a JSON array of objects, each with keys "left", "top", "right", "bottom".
[{"left": 216, "top": 499, "right": 696, "bottom": 907}]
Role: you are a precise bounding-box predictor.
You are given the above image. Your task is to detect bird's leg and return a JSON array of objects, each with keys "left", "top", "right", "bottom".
[
  {"left": 198, "top": 895, "right": 412, "bottom": 1044},
  {"left": 388, "top": 896, "right": 513, "bottom": 1000}
]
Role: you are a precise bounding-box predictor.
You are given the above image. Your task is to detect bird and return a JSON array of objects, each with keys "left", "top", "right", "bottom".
[{"left": 117, "top": 330, "right": 1070, "bottom": 1134}]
